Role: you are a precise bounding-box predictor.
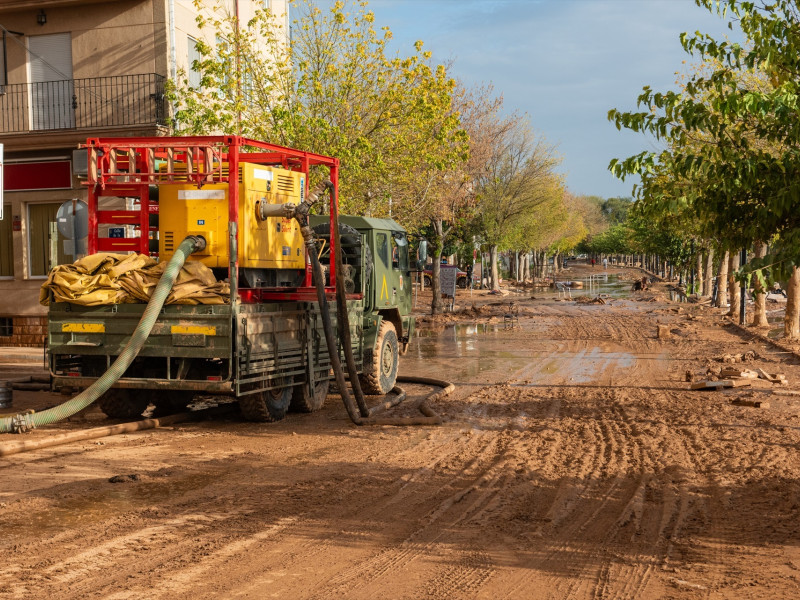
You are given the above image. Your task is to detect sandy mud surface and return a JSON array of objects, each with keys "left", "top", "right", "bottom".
[{"left": 2, "top": 264, "right": 800, "bottom": 599}]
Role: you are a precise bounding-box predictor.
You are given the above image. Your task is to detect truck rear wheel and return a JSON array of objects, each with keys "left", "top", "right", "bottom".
[
  {"left": 290, "top": 376, "right": 330, "bottom": 412},
  {"left": 359, "top": 321, "right": 399, "bottom": 395},
  {"left": 98, "top": 389, "right": 149, "bottom": 419},
  {"left": 239, "top": 378, "right": 293, "bottom": 422}
]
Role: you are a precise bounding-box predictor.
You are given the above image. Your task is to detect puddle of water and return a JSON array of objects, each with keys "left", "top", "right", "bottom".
[
  {"left": 415, "top": 323, "right": 501, "bottom": 338},
  {"left": 535, "top": 274, "right": 635, "bottom": 300},
  {"left": 566, "top": 347, "right": 636, "bottom": 383},
  {"left": 4, "top": 472, "right": 216, "bottom": 538}
]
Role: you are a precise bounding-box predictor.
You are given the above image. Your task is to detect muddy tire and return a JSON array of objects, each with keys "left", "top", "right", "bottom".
[
  {"left": 423, "top": 275, "right": 432, "bottom": 287},
  {"left": 98, "top": 389, "right": 149, "bottom": 419},
  {"left": 290, "top": 376, "right": 330, "bottom": 413},
  {"left": 359, "top": 321, "right": 399, "bottom": 395},
  {"left": 239, "top": 379, "right": 293, "bottom": 422}
]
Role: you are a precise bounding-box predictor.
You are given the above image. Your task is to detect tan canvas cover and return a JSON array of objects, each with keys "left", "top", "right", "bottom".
[{"left": 40, "top": 253, "right": 230, "bottom": 306}]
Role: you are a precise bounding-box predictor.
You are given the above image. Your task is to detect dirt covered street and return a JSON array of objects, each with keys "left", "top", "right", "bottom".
[{"left": 3, "top": 264, "right": 800, "bottom": 599}]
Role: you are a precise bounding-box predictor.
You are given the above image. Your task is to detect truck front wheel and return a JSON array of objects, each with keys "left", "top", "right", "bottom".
[
  {"left": 98, "top": 389, "right": 150, "bottom": 419},
  {"left": 359, "top": 321, "right": 399, "bottom": 395},
  {"left": 240, "top": 378, "right": 293, "bottom": 422}
]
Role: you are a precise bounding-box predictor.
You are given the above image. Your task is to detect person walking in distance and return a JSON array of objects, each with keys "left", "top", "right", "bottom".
[
  {"left": 602, "top": 257, "right": 608, "bottom": 270},
  {"left": 591, "top": 258, "right": 596, "bottom": 268}
]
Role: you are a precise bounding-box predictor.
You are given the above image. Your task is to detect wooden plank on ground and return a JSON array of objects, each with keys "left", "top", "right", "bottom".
[
  {"left": 731, "top": 398, "right": 770, "bottom": 408},
  {"left": 690, "top": 379, "right": 750, "bottom": 390}
]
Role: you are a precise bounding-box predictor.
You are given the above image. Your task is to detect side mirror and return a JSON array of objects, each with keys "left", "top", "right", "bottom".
[{"left": 418, "top": 240, "right": 428, "bottom": 262}]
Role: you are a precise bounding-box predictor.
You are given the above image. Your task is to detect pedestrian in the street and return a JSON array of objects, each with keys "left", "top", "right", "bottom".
[
  {"left": 602, "top": 257, "right": 608, "bottom": 270},
  {"left": 591, "top": 258, "right": 596, "bottom": 268}
]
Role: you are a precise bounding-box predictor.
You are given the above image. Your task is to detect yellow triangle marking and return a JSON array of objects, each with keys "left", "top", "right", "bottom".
[{"left": 381, "top": 275, "right": 389, "bottom": 300}]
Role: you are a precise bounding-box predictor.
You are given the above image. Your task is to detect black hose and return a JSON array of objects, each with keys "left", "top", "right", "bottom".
[
  {"left": 295, "top": 181, "right": 451, "bottom": 427},
  {"left": 308, "top": 245, "right": 364, "bottom": 425},
  {"left": 330, "top": 200, "right": 370, "bottom": 417}
]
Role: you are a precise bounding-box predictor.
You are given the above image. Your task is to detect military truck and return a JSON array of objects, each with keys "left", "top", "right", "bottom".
[{"left": 46, "top": 136, "right": 413, "bottom": 422}]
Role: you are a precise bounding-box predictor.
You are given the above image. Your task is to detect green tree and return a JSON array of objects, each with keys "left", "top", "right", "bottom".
[
  {"left": 172, "top": 0, "right": 466, "bottom": 220},
  {"left": 475, "top": 119, "right": 561, "bottom": 290},
  {"left": 608, "top": 0, "right": 800, "bottom": 336}
]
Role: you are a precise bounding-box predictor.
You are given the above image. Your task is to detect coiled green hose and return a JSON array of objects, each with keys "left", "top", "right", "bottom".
[{"left": 0, "top": 236, "right": 206, "bottom": 434}]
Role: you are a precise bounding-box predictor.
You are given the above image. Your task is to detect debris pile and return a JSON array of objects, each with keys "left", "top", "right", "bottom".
[{"left": 575, "top": 296, "right": 607, "bottom": 305}]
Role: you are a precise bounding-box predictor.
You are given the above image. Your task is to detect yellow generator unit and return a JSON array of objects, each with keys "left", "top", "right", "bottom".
[{"left": 158, "top": 163, "right": 305, "bottom": 274}]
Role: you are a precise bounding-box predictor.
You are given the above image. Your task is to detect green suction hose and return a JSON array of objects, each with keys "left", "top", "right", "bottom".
[{"left": 0, "top": 235, "right": 207, "bottom": 434}]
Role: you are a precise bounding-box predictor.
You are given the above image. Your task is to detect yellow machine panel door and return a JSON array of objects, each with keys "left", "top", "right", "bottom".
[
  {"left": 158, "top": 184, "right": 229, "bottom": 268},
  {"left": 239, "top": 164, "right": 305, "bottom": 270}
]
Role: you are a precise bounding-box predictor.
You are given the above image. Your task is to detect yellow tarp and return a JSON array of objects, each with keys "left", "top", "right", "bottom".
[{"left": 40, "top": 253, "right": 230, "bottom": 306}]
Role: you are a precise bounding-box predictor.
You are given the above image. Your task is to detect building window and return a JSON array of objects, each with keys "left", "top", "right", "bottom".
[
  {"left": 188, "top": 35, "right": 202, "bottom": 89},
  {"left": 28, "top": 203, "right": 67, "bottom": 277},
  {"left": 0, "top": 318, "right": 12, "bottom": 337},
  {"left": 0, "top": 206, "right": 13, "bottom": 277}
]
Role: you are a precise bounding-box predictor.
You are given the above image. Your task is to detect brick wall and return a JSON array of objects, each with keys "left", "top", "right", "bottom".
[{"left": 0, "top": 317, "right": 48, "bottom": 347}]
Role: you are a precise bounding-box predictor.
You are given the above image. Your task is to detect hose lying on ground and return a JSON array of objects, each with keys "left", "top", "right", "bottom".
[
  {"left": 362, "top": 376, "right": 454, "bottom": 426},
  {"left": 0, "top": 236, "right": 207, "bottom": 434},
  {"left": 0, "top": 404, "right": 234, "bottom": 458}
]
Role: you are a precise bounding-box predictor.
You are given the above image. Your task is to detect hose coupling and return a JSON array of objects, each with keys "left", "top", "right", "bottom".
[
  {"left": 186, "top": 235, "right": 207, "bottom": 253},
  {"left": 10, "top": 410, "right": 36, "bottom": 434},
  {"left": 258, "top": 201, "right": 297, "bottom": 221}
]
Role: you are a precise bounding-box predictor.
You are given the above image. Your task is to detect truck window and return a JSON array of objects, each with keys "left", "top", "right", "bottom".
[
  {"left": 376, "top": 233, "right": 389, "bottom": 267},
  {"left": 391, "top": 232, "right": 409, "bottom": 270}
]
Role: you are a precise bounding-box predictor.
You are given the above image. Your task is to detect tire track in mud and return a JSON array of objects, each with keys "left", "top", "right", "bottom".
[
  {"left": 490, "top": 358, "right": 670, "bottom": 599},
  {"left": 8, "top": 286, "right": 800, "bottom": 599},
  {"left": 303, "top": 435, "right": 519, "bottom": 599}
]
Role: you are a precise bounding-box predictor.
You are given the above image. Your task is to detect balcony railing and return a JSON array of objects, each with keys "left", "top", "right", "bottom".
[{"left": 0, "top": 73, "right": 168, "bottom": 134}]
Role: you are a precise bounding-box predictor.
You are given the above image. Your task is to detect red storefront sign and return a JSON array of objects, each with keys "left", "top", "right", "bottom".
[{"left": 3, "top": 161, "right": 72, "bottom": 191}]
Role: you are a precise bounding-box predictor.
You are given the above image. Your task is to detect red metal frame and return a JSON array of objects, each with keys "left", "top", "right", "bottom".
[{"left": 84, "top": 136, "right": 344, "bottom": 303}]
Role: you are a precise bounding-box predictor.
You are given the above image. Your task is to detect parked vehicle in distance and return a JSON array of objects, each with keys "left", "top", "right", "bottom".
[{"left": 423, "top": 267, "right": 470, "bottom": 289}]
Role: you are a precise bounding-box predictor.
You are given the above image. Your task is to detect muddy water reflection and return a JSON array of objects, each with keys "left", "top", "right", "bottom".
[
  {"left": 407, "top": 321, "right": 640, "bottom": 386},
  {"left": 410, "top": 324, "right": 516, "bottom": 380}
]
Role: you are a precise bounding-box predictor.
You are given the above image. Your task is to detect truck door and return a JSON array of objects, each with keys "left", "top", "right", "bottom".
[
  {"left": 391, "top": 231, "right": 411, "bottom": 314},
  {"left": 375, "top": 232, "right": 392, "bottom": 307}
]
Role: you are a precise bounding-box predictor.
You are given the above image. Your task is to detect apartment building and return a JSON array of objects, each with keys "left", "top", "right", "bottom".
[{"left": 0, "top": 0, "right": 287, "bottom": 346}]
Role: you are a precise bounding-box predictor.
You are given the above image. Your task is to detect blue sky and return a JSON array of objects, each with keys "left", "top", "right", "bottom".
[{"left": 331, "top": 0, "right": 740, "bottom": 199}]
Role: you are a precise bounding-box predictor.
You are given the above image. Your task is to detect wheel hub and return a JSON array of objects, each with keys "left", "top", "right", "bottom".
[{"left": 381, "top": 341, "right": 393, "bottom": 375}]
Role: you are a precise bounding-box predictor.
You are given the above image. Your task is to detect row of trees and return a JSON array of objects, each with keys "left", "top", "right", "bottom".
[
  {"left": 170, "top": 0, "right": 600, "bottom": 313},
  {"left": 608, "top": 0, "right": 800, "bottom": 339}
]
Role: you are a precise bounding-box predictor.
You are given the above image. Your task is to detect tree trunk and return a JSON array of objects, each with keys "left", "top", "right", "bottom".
[
  {"left": 522, "top": 253, "right": 527, "bottom": 282},
  {"left": 553, "top": 251, "right": 560, "bottom": 275},
  {"left": 490, "top": 245, "right": 500, "bottom": 291},
  {"left": 702, "top": 247, "right": 714, "bottom": 298},
  {"left": 727, "top": 251, "right": 741, "bottom": 319},
  {"left": 751, "top": 242, "right": 769, "bottom": 327},
  {"left": 785, "top": 266, "right": 800, "bottom": 340},
  {"left": 715, "top": 250, "right": 729, "bottom": 308},
  {"left": 695, "top": 252, "right": 703, "bottom": 296},
  {"left": 430, "top": 219, "right": 444, "bottom": 315}
]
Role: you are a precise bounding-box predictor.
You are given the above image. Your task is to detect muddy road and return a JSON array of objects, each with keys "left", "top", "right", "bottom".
[{"left": 2, "top": 266, "right": 800, "bottom": 599}]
